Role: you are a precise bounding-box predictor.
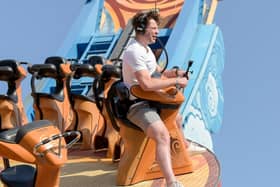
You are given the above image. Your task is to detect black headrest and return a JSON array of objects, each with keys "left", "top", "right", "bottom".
[
  {"left": 70, "top": 64, "right": 96, "bottom": 79},
  {"left": 45, "top": 56, "right": 67, "bottom": 78},
  {"left": 45, "top": 56, "right": 66, "bottom": 67},
  {"left": 28, "top": 63, "right": 57, "bottom": 78},
  {"left": 0, "top": 60, "right": 20, "bottom": 81},
  {"left": 28, "top": 56, "right": 67, "bottom": 78},
  {"left": 101, "top": 64, "right": 122, "bottom": 80},
  {"left": 0, "top": 66, "right": 14, "bottom": 81},
  {"left": 87, "top": 55, "right": 106, "bottom": 66}
]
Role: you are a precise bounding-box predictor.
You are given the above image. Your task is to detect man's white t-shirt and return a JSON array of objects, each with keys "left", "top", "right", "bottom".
[{"left": 122, "top": 39, "right": 157, "bottom": 96}]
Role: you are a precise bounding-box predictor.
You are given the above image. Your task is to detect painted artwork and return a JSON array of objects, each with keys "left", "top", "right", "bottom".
[{"left": 102, "top": 0, "right": 184, "bottom": 31}]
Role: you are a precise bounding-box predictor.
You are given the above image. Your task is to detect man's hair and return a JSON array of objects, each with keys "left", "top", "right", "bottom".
[{"left": 132, "top": 10, "right": 160, "bottom": 34}]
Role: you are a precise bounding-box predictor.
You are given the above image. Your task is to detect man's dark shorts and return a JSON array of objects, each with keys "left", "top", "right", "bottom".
[{"left": 127, "top": 101, "right": 161, "bottom": 132}]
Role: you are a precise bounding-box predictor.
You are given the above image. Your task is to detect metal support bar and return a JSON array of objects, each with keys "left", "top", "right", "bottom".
[{"left": 205, "top": 0, "right": 221, "bottom": 24}]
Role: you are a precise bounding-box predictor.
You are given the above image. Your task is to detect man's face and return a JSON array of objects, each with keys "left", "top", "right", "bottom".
[{"left": 144, "top": 19, "right": 159, "bottom": 44}]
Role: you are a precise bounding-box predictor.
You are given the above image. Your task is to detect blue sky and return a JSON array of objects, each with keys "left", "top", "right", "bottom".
[
  {"left": 214, "top": 1, "right": 280, "bottom": 186},
  {"left": 0, "top": 1, "right": 279, "bottom": 187}
]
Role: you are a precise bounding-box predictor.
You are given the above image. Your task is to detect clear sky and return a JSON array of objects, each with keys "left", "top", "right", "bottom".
[
  {"left": 0, "top": 1, "right": 279, "bottom": 187},
  {"left": 214, "top": 1, "right": 280, "bottom": 187}
]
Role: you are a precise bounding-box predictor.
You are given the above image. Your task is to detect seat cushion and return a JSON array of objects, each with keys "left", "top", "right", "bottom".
[{"left": 0, "top": 165, "right": 35, "bottom": 187}]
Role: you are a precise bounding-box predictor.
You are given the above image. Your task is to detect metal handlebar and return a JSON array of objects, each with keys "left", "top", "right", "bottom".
[{"left": 33, "top": 131, "right": 81, "bottom": 157}]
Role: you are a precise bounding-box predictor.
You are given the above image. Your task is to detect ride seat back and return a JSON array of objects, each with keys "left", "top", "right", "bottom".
[
  {"left": 28, "top": 56, "right": 75, "bottom": 132},
  {"left": 0, "top": 60, "right": 28, "bottom": 130},
  {"left": 111, "top": 81, "right": 130, "bottom": 118},
  {"left": 29, "top": 56, "right": 68, "bottom": 101},
  {"left": 67, "top": 56, "right": 107, "bottom": 150},
  {"left": 92, "top": 62, "right": 123, "bottom": 160},
  {"left": 0, "top": 60, "right": 21, "bottom": 102},
  {"left": 108, "top": 81, "right": 143, "bottom": 132}
]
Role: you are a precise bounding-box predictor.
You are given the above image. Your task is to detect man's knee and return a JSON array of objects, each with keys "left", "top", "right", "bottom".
[{"left": 146, "top": 121, "right": 170, "bottom": 144}]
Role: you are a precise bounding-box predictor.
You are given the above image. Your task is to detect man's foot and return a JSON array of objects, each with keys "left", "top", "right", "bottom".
[
  {"left": 166, "top": 181, "right": 184, "bottom": 187},
  {"left": 188, "top": 141, "right": 206, "bottom": 155}
]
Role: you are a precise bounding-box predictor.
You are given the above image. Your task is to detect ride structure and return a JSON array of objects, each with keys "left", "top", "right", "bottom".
[
  {"left": 0, "top": 0, "right": 226, "bottom": 186},
  {"left": 24, "top": 0, "right": 225, "bottom": 152}
]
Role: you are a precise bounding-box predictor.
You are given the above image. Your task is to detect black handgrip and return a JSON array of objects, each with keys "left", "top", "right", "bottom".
[{"left": 184, "top": 60, "right": 194, "bottom": 80}]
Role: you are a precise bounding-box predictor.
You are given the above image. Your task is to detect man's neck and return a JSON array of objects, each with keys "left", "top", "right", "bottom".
[
  {"left": 135, "top": 35, "right": 148, "bottom": 46},
  {"left": 135, "top": 36, "right": 149, "bottom": 52}
]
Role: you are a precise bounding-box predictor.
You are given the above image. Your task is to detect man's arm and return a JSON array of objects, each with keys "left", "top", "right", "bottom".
[
  {"left": 135, "top": 69, "right": 187, "bottom": 91},
  {"left": 157, "top": 65, "right": 186, "bottom": 78}
]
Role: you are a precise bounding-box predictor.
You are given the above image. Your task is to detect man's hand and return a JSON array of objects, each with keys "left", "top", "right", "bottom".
[{"left": 176, "top": 76, "right": 188, "bottom": 88}]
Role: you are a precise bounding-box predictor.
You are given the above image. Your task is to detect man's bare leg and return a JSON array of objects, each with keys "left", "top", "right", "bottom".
[
  {"left": 146, "top": 120, "right": 177, "bottom": 184},
  {"left": 176, "top": 114, "right": 189, "bottom": 148}
]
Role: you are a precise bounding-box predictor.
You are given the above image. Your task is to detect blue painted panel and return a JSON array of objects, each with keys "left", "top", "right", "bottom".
[
  {"left": 57, "top": 0, "right": 105, "bottom": 58},
  {"left": 165, "top": 0, "right": 204, "bottom": 69},
  {"left": 180, "top": 25, "right": 225, "bottom": 151},
  {"left": 159, "top": 0, "right": 226, "bottom": 150}
]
